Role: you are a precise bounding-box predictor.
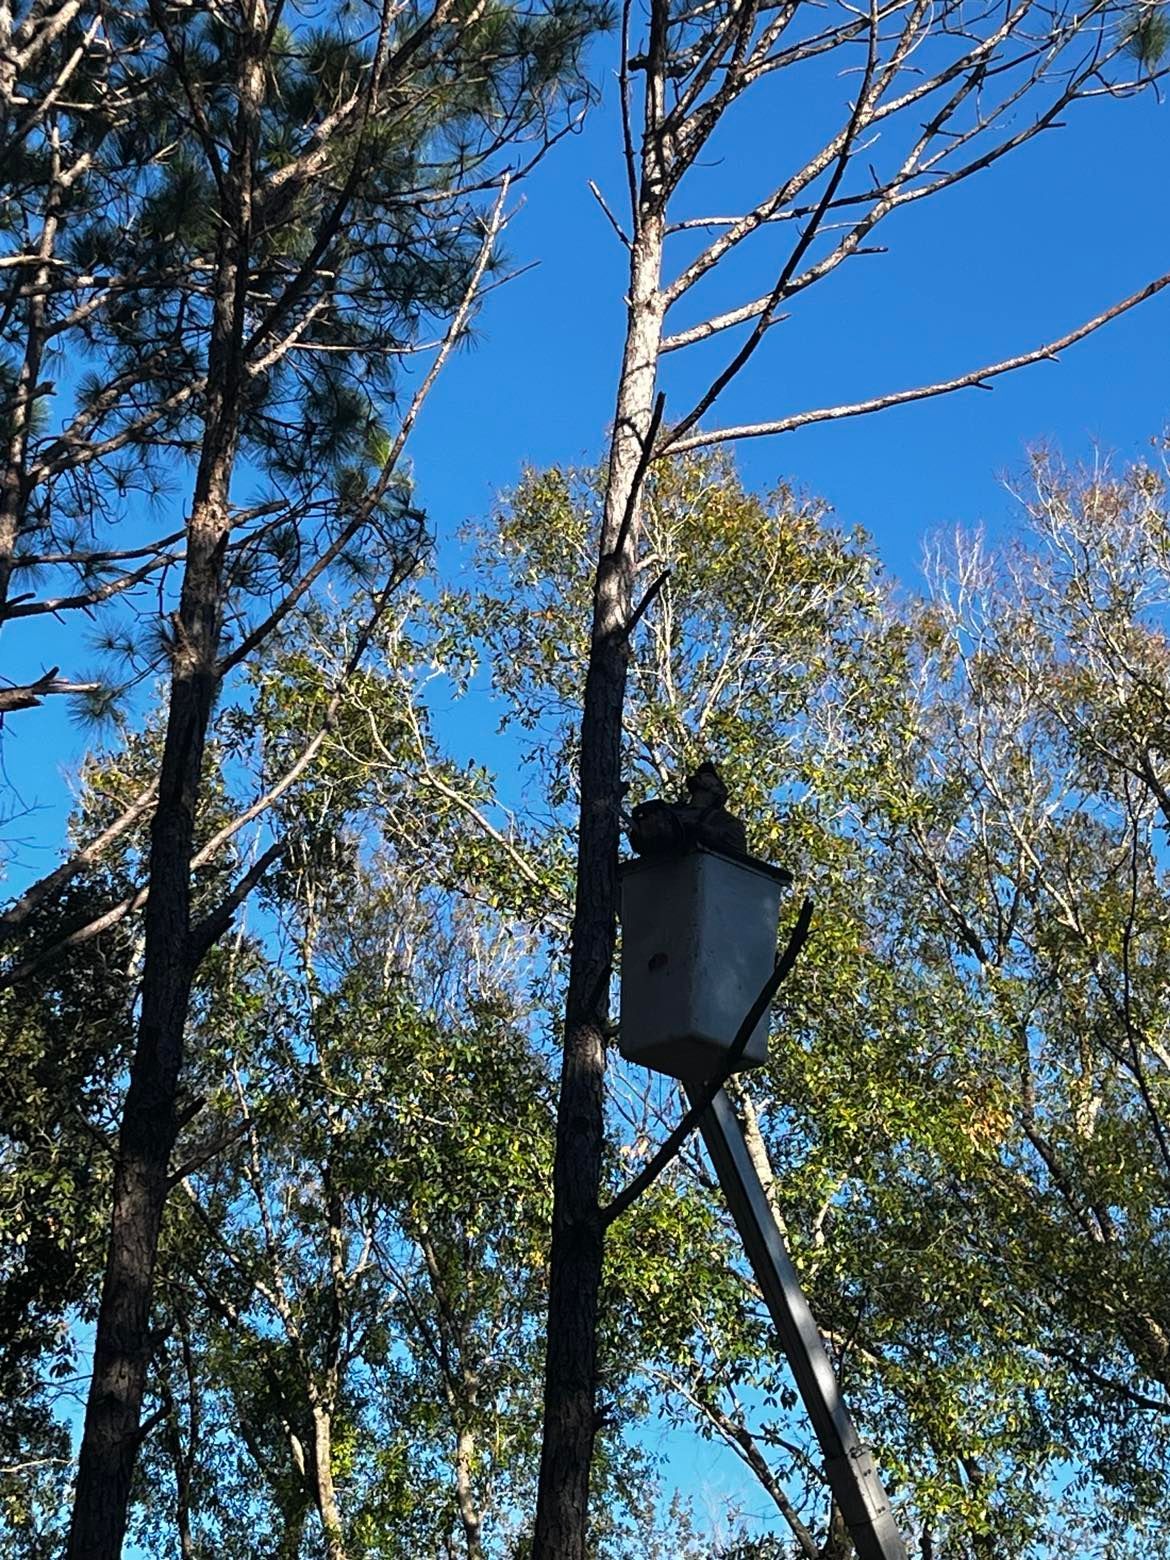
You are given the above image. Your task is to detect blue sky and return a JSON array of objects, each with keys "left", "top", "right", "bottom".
[
  {"left": 7, "top": 25, "right": 1168, "bottom": 1553},
  {"left": 3, "top": 43, "right": 1167, "bottom": 859},
  {"left": 385, "top": 54, "right": 1170, "bottom": 825},
  {"left": 384, "top": 54, "right": 1170, "bottom": 1547},
  {"left": 409, "top": 56, "right": 1169, "bottom": 589},
  {"left": 397, "top": 71, "right": 1170, "bottom": 1540}
]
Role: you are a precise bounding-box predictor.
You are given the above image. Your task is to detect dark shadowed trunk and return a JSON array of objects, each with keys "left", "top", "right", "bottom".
[
  {"left": 65, "top": 411, "right": 236, "bottom": 1560},
  {"left": 530, "top": 9, "right": 671, "bottom": 1551},
  {"left": 65, "top": 11, "right": 264, "bottom": 1550},
  {"left": 530, "top": 8, "right": 674, "bottom": 1551},
  {"left": 160, "top": 1318, "right": 199, "bottom": 1560}
]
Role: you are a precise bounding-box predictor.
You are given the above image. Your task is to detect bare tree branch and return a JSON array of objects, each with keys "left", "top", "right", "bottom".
[
  {"left": 187, "top": 840, "right": 287, "bottom": 964},
  {"left": 0, "top": 779, "right": 159, "bottom": 936},
  {"left": 218, "top": 177, "right": 510, "bottom": 679},
  {"left": 0, "top": 665, "right": 101, "bottom": 713},
  {"left": 661, "top": 272, "right": 1170, "bottom": 456}
]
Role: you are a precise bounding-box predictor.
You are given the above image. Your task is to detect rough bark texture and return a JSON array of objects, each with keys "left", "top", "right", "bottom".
[
  {"left": 455, "top": 1425, "right": 485, "bottom": 1560},
  {"left": 312, "top": 1132, "right": 348, "bottom": 1560},
  {"left": 65, "top": 12, "right": 264, "bottom": 1551},
  {"left": 66, "top": 475, "right": 234, "bottom": 1560},
  {"left": 65, "top": 431, "right": 234, "bottom": 1560},
  {"left": 161, "top": 1363, "right": 197, "bottom": 1560},
  {"left": 531, "top": 201, "right": 665, "bottom": 1558},
  {"left": 0, "top": 148, "right": 57, "bottom": 618}
]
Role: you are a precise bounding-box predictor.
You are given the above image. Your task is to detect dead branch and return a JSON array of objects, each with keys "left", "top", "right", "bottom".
[
  {"left": 661, "top": 272, "right": 1170, "bottom": 456},
  {"left": 0, "top": 666, "right": 101, "bottom": 713}
]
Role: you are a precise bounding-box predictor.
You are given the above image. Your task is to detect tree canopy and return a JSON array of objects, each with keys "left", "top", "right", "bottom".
[{"left": 1, "top": 0, "right": 1169, "bottom": 1552}]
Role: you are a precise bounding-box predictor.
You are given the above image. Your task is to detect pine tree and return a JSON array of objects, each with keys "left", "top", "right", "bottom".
[{"left": 2, "top": 0, "right": 604, "bottom": 1551}]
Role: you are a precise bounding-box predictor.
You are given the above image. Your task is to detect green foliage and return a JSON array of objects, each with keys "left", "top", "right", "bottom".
[
  {"left": 3, "top": 0, "right": 612, "bottom": 1551},
  {"left": 13, "top": 385, "right": 1170, "bottom": 1554},
  {"left": 1122, "top": 2, "right": 1170, "bottom": 65},
  {"left": 1, "top": 0, "right": 607, "bottom": 713},
  {"left": 0, "top": 881, "right": 136, "bottom": 1536},
  {"left": 432, "top": 446, "right": 1170, "bottom": 1554},
  {"left": 64, "top": 633, "right": 646, "bottom": 1552}
]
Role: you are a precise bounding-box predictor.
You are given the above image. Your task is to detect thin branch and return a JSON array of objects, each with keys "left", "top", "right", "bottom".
[
  {"left": 1, "top": 563, "right": 422, "bottom": 982},
  {"left": 656, "top": 1369, "right": 821, "bottom": 1558},
  {"left": 0, "top": 780, "right": 158, "bottom": 935},
  {"left": 664, "top": 0, "right": 883, "bottom": 449},
  {"left": 15, "top": 528, "right": 186, "bottom": 568},
  {"left": 662, "top": 272, "right": 1170, "bottom": 455},
  {"left": 167, "top": 1119, "right": 252, "bottom": 1186},
  {"left": 662, "top": 303, "right": 788, "bottom": 355},
  {"left": 187, "top": 840, "right": 287, "bottom": 965},
  {"left": 588, "top": 180, "right": 630, "bottom": 247},
  {"left": 624, "top": 568, "right": 670, "bottom": 639},
  {"left": 1043, "top": 1344, "right": 1170, "bottom": 1415},
  {"left": 609, "top": 390, "right": 666, "bottom": 566},
  {"left": 0, "top": 548, "right": 181, "bottom": 622},
  {"left": 218, "top": 178, "right": 509, "bottom": 678},
  {"left": 618, "top": 0, "right": 639, "bottom": 227},
  {"left": 388, "top": 699, "right": 566, "bottom": 913}
]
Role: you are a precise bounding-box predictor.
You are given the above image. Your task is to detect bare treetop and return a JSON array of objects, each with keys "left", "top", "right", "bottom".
[{"left": 590, "top": 0, "right": 1170, "bottom": 458}]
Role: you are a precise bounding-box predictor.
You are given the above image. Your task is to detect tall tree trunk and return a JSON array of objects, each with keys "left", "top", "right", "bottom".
[
  {"left": 163, "top": 1405, "right": 196, "bottom": 1560},
  {"left": 65, "top": 446, "right": 235, "bottom": 1560},
  {"left": 0, "top": 141, "right": 57, "bottom": 619},
  {"left": 531, "top": 197, "right": 665, "bottom": 1558},
  {"left": 160, "top": 1317, "right": 200, "bottom": 1560},
  {"left": 455, "top": 1425, "right": 485, "bottom": 1560},
  {"left": 65, "top": 11, "right": 264, "bottom": 1551},
  {"left": 417, "top": 1218, "right": 487, "bottom": 1560},
  {"left": 821, "top": 1499, "right": 852, "bottom": 1559},
  {"left": 311, "top": 1402, "right": 348, "bottom": 1560}
]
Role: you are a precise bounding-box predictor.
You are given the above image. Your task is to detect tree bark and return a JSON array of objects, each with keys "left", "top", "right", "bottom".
[
  {"left": 821, "top": 1499, "right": 852, "bottom": 1559},
  {"left": 531, "top": 189, "right": 665, "bottom": 1556},
  {"left": 311, "top": 1402, "right": 348, "bottom": 1560},
  {"left": 65, "top": 453, "right": 235, "bottom": 1560},
  {"left": 65, "top": 466, "right": 235, "bottom": 1560},
  {"left": 0, "top": 140, "right": 58, "bottom": 619},
  {"left": 65, "top": 10, "right": 264, "bottom": 1551},
  {"left": 455, "top": 1425, "right": 485, "bottom": 1560},
  {"left": 162, "top": 1393, "right": 196, "bottom": 1560}
]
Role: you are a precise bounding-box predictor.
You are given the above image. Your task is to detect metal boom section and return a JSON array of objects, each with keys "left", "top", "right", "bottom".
[{"left": 687, "top": 1085, "right": 908, "bottom": 1560}]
